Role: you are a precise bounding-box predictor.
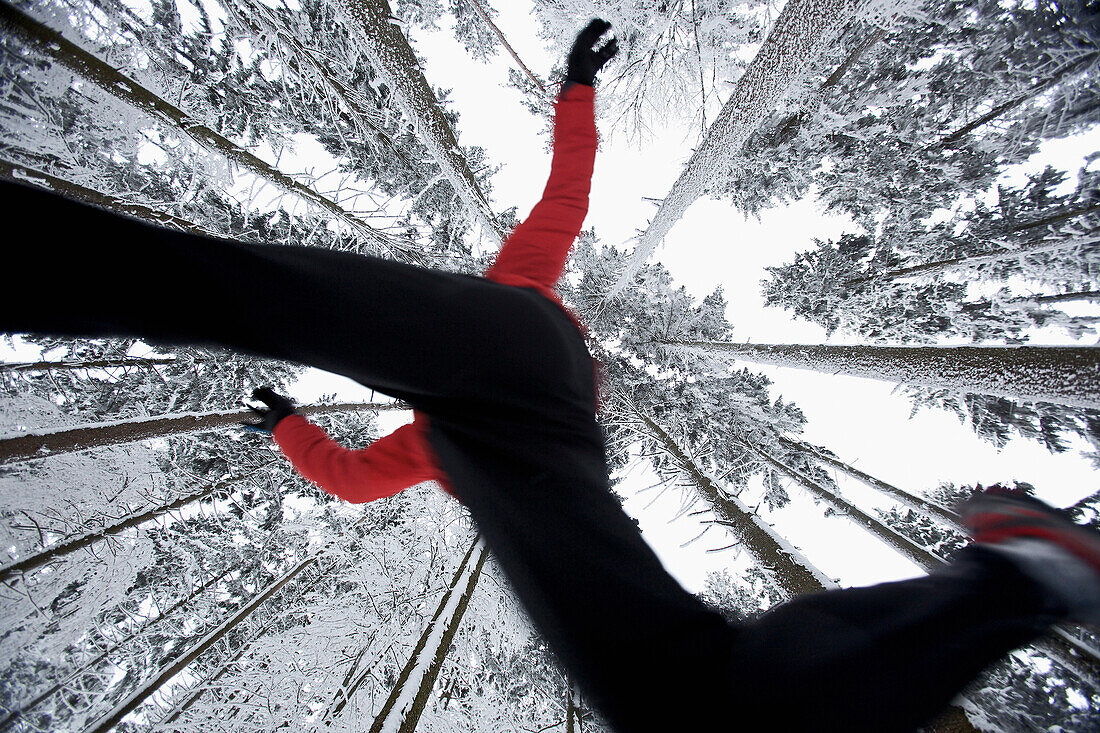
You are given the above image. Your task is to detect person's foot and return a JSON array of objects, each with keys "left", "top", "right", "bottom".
[{"left": 962, "top": 484, "right": 1100, "bottom": 625}]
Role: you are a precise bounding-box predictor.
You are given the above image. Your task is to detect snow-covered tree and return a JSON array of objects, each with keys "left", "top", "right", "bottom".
[{"left": 531, "top": 0, "right": 779, "bottom": 135}]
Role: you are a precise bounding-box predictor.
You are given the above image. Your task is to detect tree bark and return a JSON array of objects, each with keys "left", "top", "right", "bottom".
[
  {"left": 621, "top": 398, "right": 833, "bottom": 598},
  {"left": 336, "top": 0, "right": 503, "bottom": 243},
  {"left": 777, "top": 436, "right": 965, "bottom": 532},
  {"left": 84, "top": 548, "right": 328, "bottom": 733},
  {"left": 366, "top": 537, "right": 487, "bottom": 732},
  {"left": 665, "top": 341, "right": 1100, "bottom": 410},
  {"left": 0, "top": 3, "right": 409, "bottom": 258},
  {"left": 738, "top": 438, "right": 946, "bottom": 571},
  {"left": 0, "top": 400, "right": 407, "bottom": 465},
  {"left": 0, "top": 565, "right": 235, "bottom": 730},
  {"left": 0, "top": 476, "right": 237, "bottom": 582},
  {"left": 0, "top": 354, "right": 185, "bottom": 373},
  {"left": 609, "top": 0, "right": 872, "bottom": 295}
]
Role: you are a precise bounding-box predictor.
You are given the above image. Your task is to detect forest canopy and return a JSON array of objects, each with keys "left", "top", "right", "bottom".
[{"left": 1, "top": 0, "right": 1097, "bottom": 730}]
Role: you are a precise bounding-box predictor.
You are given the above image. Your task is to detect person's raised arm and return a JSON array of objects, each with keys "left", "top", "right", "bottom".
[
  {"left": 485, "top": 20, "right": 617, "bottom": 292},
  {"left": 245, "top": 388, "right": 442, "bottom": 503}
]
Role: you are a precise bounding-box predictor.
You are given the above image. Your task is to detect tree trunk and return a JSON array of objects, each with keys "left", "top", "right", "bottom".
[
  {"left": 0, "top": 400, "right": 406, "bottom": 465},
  {"left": 738, "top": 438, "right": 946, "bottom": 571},
  {"left": 0, "top": 159, "right": 219, "bottom": 237},
  {"left": 84, "top": 547, "right": 330, "bottom": 733},
  {"left": 1011, "top": 289, "right": 1100, "bottom": 306},
  {"left": 0, "top": 565, "right": 235, "bottom": 730},
  {"left": 620, "top": 398, "right": 833, "bottom": 598},
  {"left": 754, "top": 27, "right": 887, "bottom": 152},
  {"left": 367, "top": 537, "right": 487, "bottom": 732},
  {"left": 0, "top": 354, "right": 186, "bottom": 374},
  {"left": 608, "top": 0, "right": 872, "bottom": 295},
  {"left": 565, "top": 682, "right": 577, "bottom": 733},
  {"left": 0, "top": 3, "right": 408, "bottom": 259},
  {"left": 844, "top": 233, "right": 1100, "bottom": 287},
  {"left": 463, "top": 0, "right": 547, "bottom": 98},
  {"left": 665, "top": 341, "right": 1100, "bottom": 410},
  {"left": 777, "top": 436, "right": 965, "bottom": 532},
  {"left": 335, "top": 0, "right": 502, "bottom": 243},
  {"left": 0, "top": 476, "right": 239, "bottom": 582}
]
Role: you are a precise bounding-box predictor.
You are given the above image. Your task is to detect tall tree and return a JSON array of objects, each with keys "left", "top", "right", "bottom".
[
  {"left": 607, "top": 0, "right": 877, "bottom": 294},
  {"left": 663, "top": 340, "right": 1100, "bottom": 409},
  {"left": 333, "top": 0, "right": 503, "bottom": 242},
  {"left": 366, "top": 537, "right": 488, "bottom": 732},
  {"left": 0, "top": 399, "right": 403, "bottom": 465},
  {"left": 608, "top": 390, "right": 835, "bottom": 598},
  {"left": 780, "top": 436, "right": 965, "bottom": 532}
]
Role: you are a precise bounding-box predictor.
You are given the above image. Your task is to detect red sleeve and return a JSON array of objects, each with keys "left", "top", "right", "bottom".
[
  {"left": 485, "top": 83, "right": 597, "bottom": 292},
  {"left": 272, "top": 415, "right": 443, "bottom": 504}
]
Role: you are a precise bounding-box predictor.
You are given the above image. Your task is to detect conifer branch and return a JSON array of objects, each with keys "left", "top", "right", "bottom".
[
  {"left": 0, "top": 2, "right": 421, "bottom": 261},
  {"left": 335, "top": 0, "right": 504, "bottom": 243},
  {"left": 462, "top": 0, "right": 549, "bottom": 99}
]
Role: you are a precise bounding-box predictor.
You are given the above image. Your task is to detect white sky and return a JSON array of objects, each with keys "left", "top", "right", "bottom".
[{"left": 291, "top": 4, "right": 1100, "bottom": 594}]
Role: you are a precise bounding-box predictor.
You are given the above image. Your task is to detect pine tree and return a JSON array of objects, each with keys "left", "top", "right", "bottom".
[
  {"left": 663, "top": 340, "right": 1100, "bottom": 409},
  {"left": 530, "top": 0, "right": 776, "bottom": 135},
  {"left": 607, "top": 0, "right": 883, "bottom": 293}
]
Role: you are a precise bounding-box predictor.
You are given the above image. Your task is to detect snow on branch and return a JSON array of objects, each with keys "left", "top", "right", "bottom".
[
  {"left": 332, "top": 0, "right": 504, "bottom": 244},
  {"left": 606, "top": 0, "right": 888, "bottom": 297},
  {"left": 0, "top": 2, "right": 417, "bottom": 260}
]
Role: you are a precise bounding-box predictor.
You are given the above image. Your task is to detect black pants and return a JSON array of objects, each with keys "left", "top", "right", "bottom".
[{"left": 0, "top": 181, "right": 1055, "bottom": 731}]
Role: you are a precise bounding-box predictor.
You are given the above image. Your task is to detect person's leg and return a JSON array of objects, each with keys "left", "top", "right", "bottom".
[
  {"left": 2, "top": 180, "right": 741, "bottom": 728},
  {"left": 0, "top": 180, "right": 576, "bottom": 412},
  {"left": 730, "top": 546, "right": 1056, "bottom": 731},
  {"left": 442, "top": 423, "right": 1058, "bottom": 731},
  {"left": 423, "top": 307, "right": 1062, "bottom": 731}
]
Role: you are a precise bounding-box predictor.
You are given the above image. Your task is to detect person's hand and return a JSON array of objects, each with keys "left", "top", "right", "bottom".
[
  {"left": 242, "top": 387, "right": 296, "bottom": 434},
  {"left": 566, "top": 19, "right": 618, "bottom": 86}
]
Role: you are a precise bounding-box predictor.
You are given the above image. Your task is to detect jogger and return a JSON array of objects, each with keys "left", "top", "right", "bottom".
[
  {"left": 2, "top": 20, "right": 1093, "bottom": 733},
  {"left": 257, "top": 76, "right": 601, "bottom": 505}
]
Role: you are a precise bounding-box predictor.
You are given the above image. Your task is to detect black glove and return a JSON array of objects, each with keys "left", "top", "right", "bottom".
[
  {"left": 242, "top": 387, "right": 296, "bottom": 434},
  {"left": 566, "top": 18, "right": 618, "bottom": 86}
]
